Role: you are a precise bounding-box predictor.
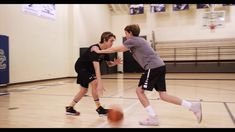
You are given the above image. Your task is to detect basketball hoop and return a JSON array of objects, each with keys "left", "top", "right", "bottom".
[
  {"left": 202, "top": 4, "right": 225, "bottom": 32},
  {"left": 208, "top": 4, "right": 215, "bottom": 32}
]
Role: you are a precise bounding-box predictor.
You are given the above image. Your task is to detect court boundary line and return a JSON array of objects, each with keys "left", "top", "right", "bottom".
[
  {"left": 224, "top": 102, "right": 235, "bottom": 126},
  {"left": 102, "top": 77, "right": 235, "bottom": 81},
  {"left": 10, "top": 92, "right": 235, "bottom": 104}
]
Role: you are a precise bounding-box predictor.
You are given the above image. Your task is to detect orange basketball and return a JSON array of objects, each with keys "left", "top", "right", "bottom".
[{"left": 107, "top": 105, "right": 124, "bottom": 124}]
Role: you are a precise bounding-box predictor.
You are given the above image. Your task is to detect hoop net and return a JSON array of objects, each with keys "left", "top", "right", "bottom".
[{"left": 209, "top": 23, "right": 216, "bottom": 32}]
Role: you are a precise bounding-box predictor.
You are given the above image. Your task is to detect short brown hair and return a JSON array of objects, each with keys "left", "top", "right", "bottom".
[
  {"left": 100, "top": 32, "right": 116, "bottom": 43},
  {"left": 124, "top": 24, "right": 140, "bottom": 36}
]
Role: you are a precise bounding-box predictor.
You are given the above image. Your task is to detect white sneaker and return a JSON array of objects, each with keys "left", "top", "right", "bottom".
[
  {"left": 139, "top": 116, "right": 159, "bottom": 126},
  {"left": 190, "top": 102, "right": 202, "bottom": 123}
]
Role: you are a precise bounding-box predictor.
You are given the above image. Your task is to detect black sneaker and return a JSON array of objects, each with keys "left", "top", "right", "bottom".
[
  {"left": 96, "top": 106, "right": 109, "bottom": 116},
  {"left": 66, "top": 106, "right": 80, "bottom": 116}
]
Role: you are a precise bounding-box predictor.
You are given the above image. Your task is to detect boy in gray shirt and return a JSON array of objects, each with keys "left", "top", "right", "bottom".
[{"left": 95, "top": 24, "right": 202, "bottom": 126}]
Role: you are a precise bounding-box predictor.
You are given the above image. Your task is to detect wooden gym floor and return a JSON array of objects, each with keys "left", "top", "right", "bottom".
[{"left": 0, "top": 73, "right": 235, "bottom": 128}]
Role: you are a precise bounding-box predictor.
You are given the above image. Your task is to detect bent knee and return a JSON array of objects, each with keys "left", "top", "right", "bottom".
[
  {"left": 80, "top": 88, "right": 88, "bottom": 94},
  {"left": 136, "top": 87, "right": 144, "bottom": 94},
  {"left": 91, "top": 79, "right": 98, "bottom": 84},
  {"left": 159, "top": 92, "right": 167, "bottom": 100}
]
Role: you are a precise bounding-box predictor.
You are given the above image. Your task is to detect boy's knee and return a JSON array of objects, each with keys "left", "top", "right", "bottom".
[
  {"left": 81, "top": 88, "right": 88, "bottom": 94},
  {"left": 136, "top": 87, "right": 144, "bottom": 94},
  {"left": 159, "top": 93, "right": 167, "bottom": 100},
  {"left": 91, "top": 79, "right": 98, "bottom": 85}
]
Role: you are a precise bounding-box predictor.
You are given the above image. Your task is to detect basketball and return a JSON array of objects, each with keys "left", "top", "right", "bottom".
[{"left": 107, "top": 104, "right": 124, "bottom": 124}]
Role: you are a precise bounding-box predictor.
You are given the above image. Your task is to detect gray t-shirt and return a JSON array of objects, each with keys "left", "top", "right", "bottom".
[{"left": 123, "top": 36, "right": 165, "bottom": 70}]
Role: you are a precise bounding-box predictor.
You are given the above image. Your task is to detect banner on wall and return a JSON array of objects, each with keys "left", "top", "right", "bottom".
[
  {"left": 173, "top": 4, "right": 189, "bottom": 11},
  {"left": 130, "top": 4, "right": 144, "bottom": 15},
  {"left": 0, "top": 35, "right": 9, "bottom": 86},
  {"left": 22, "top": 4, "right": 56, "bottom": 20},
  {"left": 150, "top": 4, "right": 166, "bottom": 13}
]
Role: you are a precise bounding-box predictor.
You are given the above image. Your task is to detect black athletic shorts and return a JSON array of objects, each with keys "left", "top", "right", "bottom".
[
  {"left": 75, "top": 68, "right": 96, "bottom": 88},
  {"left": 138, "top": 66, "right": 166, "bottom": 91}
]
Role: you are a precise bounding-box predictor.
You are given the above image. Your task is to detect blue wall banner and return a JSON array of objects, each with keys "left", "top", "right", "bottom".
[{"left": 0, "top": 35, "right": 9, "bottom": 85}]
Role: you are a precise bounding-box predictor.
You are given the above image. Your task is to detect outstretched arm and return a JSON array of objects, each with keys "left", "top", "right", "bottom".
[{"left": 95, "top": 44, "right": 129, "bottom": 54}]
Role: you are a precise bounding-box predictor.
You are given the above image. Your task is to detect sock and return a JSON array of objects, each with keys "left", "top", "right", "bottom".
[
  {"left": 181, "top": 99, "right": 192, "bottom": 110},
  {"left": 145, "top": 105, "right": 156, "bottom": 118},
  {"left": 94, "top": 99, "right": 101, "bottom": 108},
  {"left": 69, "top": 100, "right": 78, "bottom": 107}
]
